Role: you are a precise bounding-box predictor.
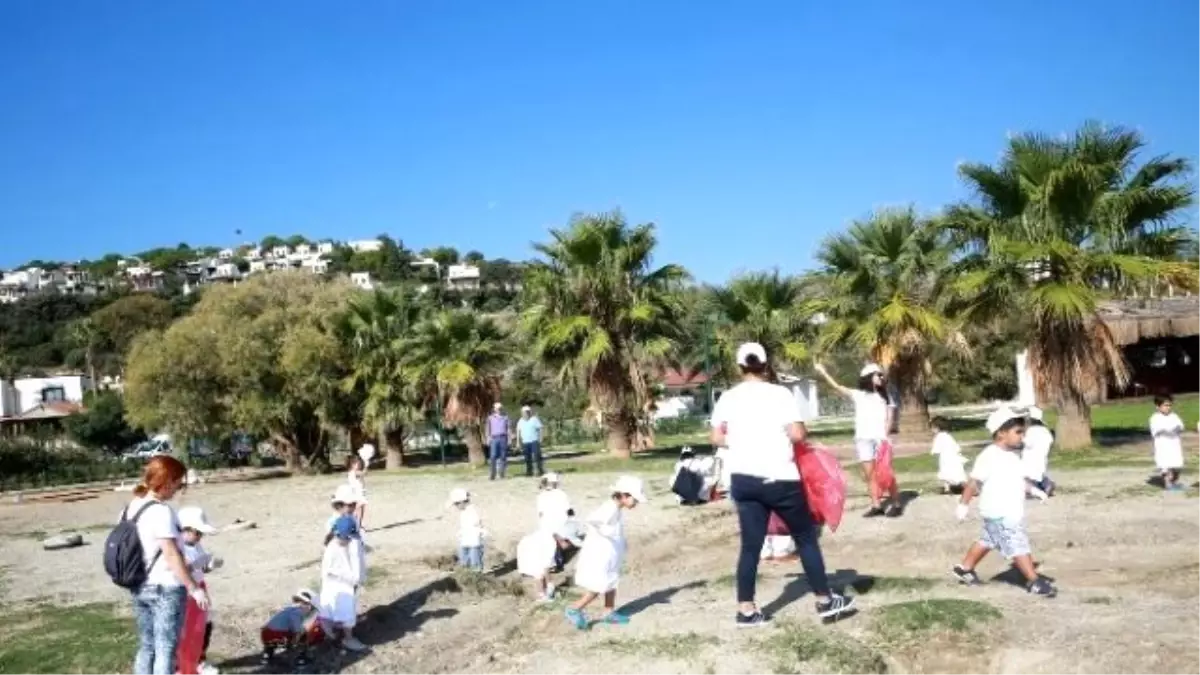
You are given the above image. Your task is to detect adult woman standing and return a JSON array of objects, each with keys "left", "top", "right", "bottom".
[
  {"left": 813, "top": 362, "right": 902, "bottom": 517},
  {"left": 710, "top": 343, "right": 856, "bottom": 627},
  {"left": 121, "top": 455, "right": 209, "bottom": 675}
]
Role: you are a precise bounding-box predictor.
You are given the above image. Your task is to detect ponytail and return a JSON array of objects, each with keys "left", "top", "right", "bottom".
[{"left": 132, "top": 482, "right": 150, "bottom": 498}]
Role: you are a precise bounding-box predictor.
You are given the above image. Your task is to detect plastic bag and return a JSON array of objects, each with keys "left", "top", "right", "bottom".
[
  {"left": 793, "top": 442, "right": 848, "bottom": 532},
  {"left": 176, "top": 583, "right": 209, "bottom": 675},
  {"left": 874, "top": 439, "right": 897, "bottom": 494}
]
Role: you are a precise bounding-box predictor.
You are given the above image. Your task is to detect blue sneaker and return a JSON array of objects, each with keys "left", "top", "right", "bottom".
[
  {"left": 603, "top": 612, "right": 630, "bottom": 625},
  {"left": 564, "top": 608, "right": 588, "bottom": 630}
]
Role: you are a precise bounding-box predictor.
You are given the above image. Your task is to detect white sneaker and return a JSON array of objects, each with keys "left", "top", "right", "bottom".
[
  {"left": 199, "top": 663, "right": 220, "bottom": 675},
  {"left": 341, "top": 636, "right": 367, "bottom": 652}
]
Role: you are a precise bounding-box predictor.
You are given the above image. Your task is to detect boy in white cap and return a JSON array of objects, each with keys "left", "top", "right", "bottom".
[
  {"left": 179, "top": 506, "right": 223, "bottom": 675},
  {"left": 449, "top": 488, "right": 486, "bottom": 570},
  {"left": 565, "top": 475, "right": 646, "bottom": 630},
  {"left": 1022, "top": 407, "right": 1055, "bottom": 496},
  {"left": 952, "top": 407, "right": 1056, "bottom": 597}
]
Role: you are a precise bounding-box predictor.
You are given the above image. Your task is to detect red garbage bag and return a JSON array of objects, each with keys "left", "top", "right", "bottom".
[
  {"left": 874, "top": 439, "right": 898, "bottom": 494},
  {"left": 767, "top": 511, "right": 789, "bottom": 536},
  {"left": 176, "top": 583, "right": 209, "bottom": 675},
  {"left": 793, "top": 441, "right": 848, "bottom": 533}
]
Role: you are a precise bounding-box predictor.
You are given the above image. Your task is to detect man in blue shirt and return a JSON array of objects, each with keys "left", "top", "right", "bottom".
[{"left": 517, "top": 405, "right": 545, "bottom": 477}]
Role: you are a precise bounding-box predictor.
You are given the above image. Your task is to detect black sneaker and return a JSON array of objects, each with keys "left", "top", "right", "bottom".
[
  {"left": 1027, "top": 578, "right": 1057, "bottom": 598},
  {"left": 260, "top": 649, "right": 274, "bottom": 664},
  {"left": 884, "top": 502, "right": 903, "bottom": 518},
  {"left": 952, "top": 565, "right": 982, "bottom": 586},
  {"left": 863, "top": 506, "right": 886, "bottom": 518},
  {"left": 735, "top": 610, "right": 770, "bottom": 628},
  {"left": 815, "top": 593, "right": 857, "bottom": 622}
]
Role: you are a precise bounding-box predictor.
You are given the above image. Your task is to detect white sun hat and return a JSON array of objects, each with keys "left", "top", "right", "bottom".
[
  {"left": 331, "top": 484, "right": 358, "bottom": 505},
  {"left": 357, "top": 443, "right": 376, "bottom": 462},
  {"left": 292, "top": 588, "right": 317, "bottom": 605},
  {"left": 447, "top": 487, "right": 470, "bottom": 505},
  {"left": 541, "top": 472, "right": 561, "bottom": 485},
  {"left": 735, "top": 342, "right": 767, "bottom": 366},
  {"left": 177, "top": 506, "right": 217, "bottom": 534},
  {"left": 611, "top": 475, "right": 647, "bottom": 503},
  {"left": 860, "top": 363, "right": 884, "bottom": 378},
  {"left": 1025, "top": 406, "right": 1044, "bottom": 421},
  {"left": 985, "top": 407, "right": 1025, "bottom": 434}
]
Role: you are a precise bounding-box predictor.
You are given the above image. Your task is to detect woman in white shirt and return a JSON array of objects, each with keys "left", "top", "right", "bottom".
[
  {"left": 710, "top": 343, "right": 856, "bottom": 628},
  {"left": 813, "top": 362, "right": 902, "bottom": 517},
  {"left": 120, "top": 455, "right": 210, "bottom": 675}
]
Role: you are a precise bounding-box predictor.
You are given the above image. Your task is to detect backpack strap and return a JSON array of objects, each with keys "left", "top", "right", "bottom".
[{"left": 127, "top": 500, "right": 166, "bottom": 574}]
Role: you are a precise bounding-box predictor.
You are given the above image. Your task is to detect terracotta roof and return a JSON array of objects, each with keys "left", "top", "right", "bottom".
[
  {"left": 0, "top": 401, "right": 84, "bottom": 422},
  {"left": 661, "top": 368, "right": 710, "bottom": 388}
]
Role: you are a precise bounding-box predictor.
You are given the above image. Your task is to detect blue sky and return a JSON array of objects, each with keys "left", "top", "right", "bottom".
[{"left": 1, "top": 0, "right": 1196, "bottom": 281}]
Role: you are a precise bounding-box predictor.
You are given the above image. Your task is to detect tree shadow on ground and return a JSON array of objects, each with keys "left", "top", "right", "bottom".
[
  {"left": 366, "top": 518, "right": 423, "bottom": 533},
  {"left": 765, "top": 568, "right": 859, "bottom": 617},
  {"left": 615, "top": 579, "right": 709, "bottom": 618}
]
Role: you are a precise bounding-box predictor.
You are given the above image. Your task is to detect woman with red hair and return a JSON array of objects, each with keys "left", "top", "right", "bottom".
[{"left": 121, "top": 455, "right": 210, "bottom": 675}]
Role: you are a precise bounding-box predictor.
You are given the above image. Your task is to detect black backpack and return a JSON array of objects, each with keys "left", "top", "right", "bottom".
[{"left": 104, "top": 501, "right": 163, "bottom": 589}]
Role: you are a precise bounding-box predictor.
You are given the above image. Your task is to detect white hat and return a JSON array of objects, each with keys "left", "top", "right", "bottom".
[
  {"left": 357, "top": 443, "right": 376, "bottom": 462},
  {"left": 177, "top": 506, "right": 217, "bottom": 534},
  {"left": 541, "top": 472, "right": 560, "bottom": 485},
  {"left": 292, "top": 588, "right": 317, "bottom": 605},
  {"left": 331, "top": 484, "right": 358, "bottom": 505},
  {"left": 860, "top": 363, "right": 884, "bottom": 378},
  {"left": 493, "top": 402, "right": 503, "bottom": 410},
  {"left": 611, "top": 475, "right": 647, "bottom": 503},
  {"left": 521, "top": 405, "right": 532, "bottom": 413},
  {"left": 1025, "top": 406, "right": 1044, "bottom": 421},
  {"left": 448, "top": 487, "right": 469, "bottom": 505},
  {"left": 735, "top": 342, "right": 767, "bottom": 366},
  {"left": 985, "top": 407, "right": 1025, "bottom": 434}
]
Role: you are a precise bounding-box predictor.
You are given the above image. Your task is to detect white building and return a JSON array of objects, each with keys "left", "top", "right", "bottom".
[
  {"left": 212, "top": 263, "right": 240, "bottom": 279},
  {"left": 302, "top": 258, "right": 329, "bottom": 274},
  {"left": 348, "top": 239, "right": 383, "bottom": 253},
  {"left": 350, "top": 272, "right": 374, "bottom": 290},
  {"left": 445, "top": 264, "right": 481, "bottom": 290},
  {"left": 270, "top": 245, "right": 291, "bottom": 259},
  {"left": 317, "top": 241, "right": 335, "bottom": 255},
  {"left": 0, "top": 375, "right": 93, "bottom": 418},
  {"left": 249, "top": 260, "right": 267, "bottom": 274},
  {"left": 218, "top": 248, "right": 235, "bottom": 260}
]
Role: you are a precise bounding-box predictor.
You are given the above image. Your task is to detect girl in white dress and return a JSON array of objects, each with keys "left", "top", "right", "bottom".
[
  {"left": 347, "top": 455, "right": 368, "bottom": 530},
  {"left": 319, "top": 516, "right": 367, "bottom": 652},
  {"left": 566, "top": 476, "right": 646, "bottom": 630},
  {"left": 929, "top": 417, "right": 968, "bottom": 493}
]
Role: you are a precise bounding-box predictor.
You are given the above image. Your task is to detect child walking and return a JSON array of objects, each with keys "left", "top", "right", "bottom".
[
  {"left": 319, "top": 516, "right": 367, "bottom": 652},
  {"left": 347, "top": 455, "right": 368, "bottom": 529},
  {"left": 565, "top": 475, "right": 646, "bottom": 630},
  {"left": 1150, "top": 394, "right": 1186, "bottom": 491},
  {"left": 260, "top": 589, "right": 323, "bottom": 667},
  {"left": 952, "top": 407, "right": 1056, "bottom": 598},
  {"left": 929, "top": 417, "right": 968, "bottom": 494},
  {"left": 449, "top": 488, "right": 486, "bottom": 571},
  {"left": 179, "top": 506, "right": 223, "bottom": 675}
]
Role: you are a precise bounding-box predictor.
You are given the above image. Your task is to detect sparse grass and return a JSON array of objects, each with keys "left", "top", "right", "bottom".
[
  {"left": 1083, "top": 596, "right": 1114, "bottom": 605},
  {"left": 873, "top": 598, "right": 1001, "bottom": 642},
  {"left": 761, "top": 620, "right": 888, "bottom": 674},
  {"left": 0, "top": 603, "right": 136, "bottom": 674},
  {"left": 594, "top": 632, "right": 719, "bottom": 661},
  {"left": 449, "top": 569, "right": 526, "bottom": 597},
  {"left": 420, "top": 553, "right": 459, "bottom": 571},
  {"left": 849, "top": 575, "right": 937, "bottom": 595}
]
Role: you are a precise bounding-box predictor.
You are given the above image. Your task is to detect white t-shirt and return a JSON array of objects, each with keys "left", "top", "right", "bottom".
[
  {"left": 710, "top": 380, "right": 804, "bottom": 481},
  {"left": 970, "top": 444, "right": 1027, "bottom": 524},
  {"left": 1022, "top": 425, "right": 1054, "bottom": 481},
  {"left": 852, "top": 389, "right": 894, "bottom": 441},
  {"left": 120, "top": 497, "right": 183, "bottom": 587},
  {"left": 1150, "top": 412, "right": 1185, "bottom": 468},
  {"left": 536, "top": 489, "right": 571, "bottom": 532},
  {"left": 458, "top": 504, "right": 484, "bottom": 547},
  {"left": 182, "top": 541, "right": 211, "bottom": 585},
  {"left": 931, "top": 431, "right": 967, "bottom": 483}
]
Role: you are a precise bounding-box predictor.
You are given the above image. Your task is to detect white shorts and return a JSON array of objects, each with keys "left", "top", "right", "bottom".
[{"left": 855, "top": 439, "right": 882, "bottom": 463}]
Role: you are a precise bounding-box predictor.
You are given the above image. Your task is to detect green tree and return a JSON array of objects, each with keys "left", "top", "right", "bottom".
[
  {"left": 704, "top": 271, "right": 813, "bottom": 384},
  {"left": 806, "top": 207, "right": 966, "bottom": 434},
  {"left": 285, "top": 234, "right": 310, "bottom": 249},
  {"left": 260, "top": 235, "right": 285, "bottom": 250},
  {"left": 403, "top": 310, "right": 509, "bottom": 466},
  {"left": 521, "top": 211, "right": 688, "bottom": 457},
  {"left": 90, "top": 294, "right": 175, "bottom": 372},
  {"left": 124, "top": 273, "right": 354, "bottom": 469},
  {"left": 63, "top": 390, "right": 145, "bottom": 453},
  {"left": 944, "top": 122, "right": 1196, "bottom": 448}
]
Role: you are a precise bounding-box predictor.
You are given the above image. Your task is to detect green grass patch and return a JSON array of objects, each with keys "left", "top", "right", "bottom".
[
  {"left": 762, "top": 620, "right": 888, "bottom": 674},
  {"left": 849, "top": 575, "right": 937, "bottom": 595},
  {"left": 873, "top": 599, "right": 1001, "bottom": 641},
  {"left": 594, "top": 632, "right": 719, "bottom": 661},
  {"left": 0, "top": 603, "right": 136, "bottom": 674}
]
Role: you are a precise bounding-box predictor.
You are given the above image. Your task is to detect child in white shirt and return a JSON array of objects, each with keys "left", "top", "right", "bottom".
[
  {"left": 929, "top": 417, "right": 968, "bottom": 494},
  {"left": 449, "top": 488, "right": 486, "bottom": 571},
  {"left": 179, "top": 506, "right": 223, "bottom": 675},
  {"left": 346, "top": 455, "right": 368, "bottom": 529},
  {"left": 1150, "top": 394, "right": 1185, "bottom": 491},
  {"left": 1022, "top": 407, "right": 1055, "bottom": 496},
  {"left": 319, "top": 515, "right": 366, "bottom": 652},
  {"left": 517, "top": 527, "right": 560, "bottom": 602},
  {"left": 951, "top": 407, "right": 1056, "bottom": 598},
  {"left": 565, "top": 476, "right": 645, "bottom": 630}
]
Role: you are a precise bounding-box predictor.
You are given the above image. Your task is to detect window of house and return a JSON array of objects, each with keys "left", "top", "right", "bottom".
[{"left": 41, "top": 386, "right": 66, "bottom": 403}]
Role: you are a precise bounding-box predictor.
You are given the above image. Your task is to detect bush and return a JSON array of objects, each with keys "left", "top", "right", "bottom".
[{"left": 0, "top": 439, "right": 141, "bottom": 491}]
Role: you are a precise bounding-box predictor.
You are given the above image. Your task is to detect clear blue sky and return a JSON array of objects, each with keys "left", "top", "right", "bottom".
[{"left": 1, "top": 0, "right": 1197, "bottom": 281}]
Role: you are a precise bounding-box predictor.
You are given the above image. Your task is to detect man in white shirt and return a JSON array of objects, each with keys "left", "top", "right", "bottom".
[{"left": 951, "top": 407, "right": 1056, "bottom": 598}]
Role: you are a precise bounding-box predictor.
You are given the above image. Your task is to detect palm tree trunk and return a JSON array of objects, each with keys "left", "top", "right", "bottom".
[
  {"left": 462, "top": 423, "right": 485, "bottom": 467},
  {"left": 382, "top": 423, "right": 406, "bottom": 469},
  {"left": 605, "top": 410, "right": 634, "bottom": 458},
  {"left": 1055, "top": 398, "right": 1093, "bottom": 450},
  {"left": 897, "top": 387, "right": 931, "bottom": 436}
]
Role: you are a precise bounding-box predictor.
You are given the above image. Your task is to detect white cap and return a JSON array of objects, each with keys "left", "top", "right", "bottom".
[
  {"left": 1025, "top": 406, "right": 1044, "bottom": 421},
  {"left": 860, "top": 363, "right": 884, "bottom": 378},
  {"left": 611, "top": 475, "right": 647, "bottom": 503},
  {"left": 736, "top": 342, "right": 767, "bottom": 366},
  {"left": 541, "top": 472, "right": 560, "bottom": 485},
  {"left": 177, "top": 506, "right": 217, "bottom": 534},
  {"left": 357, "top": 443, "right": 376, "bottom": 462},
  {"left": 521, "top": 405, "right": 532, "bottom": 413},
  {"left": 331, "top": 484, "right": 358, "bottom": 505},
  {"left": 292, "top": 588, "right": 317, "bottom": 605},
  {"left": 448, "top": 487, "right": 469, "bottom": 505},
  {"left": 493, "top": 402, "right": 503, "bottom": 410},
  {"left": 986, "top": 407, "right": 1024, "bottom": 434}
]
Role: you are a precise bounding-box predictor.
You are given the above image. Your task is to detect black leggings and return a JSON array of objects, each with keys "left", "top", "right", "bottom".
[
  {"left": 201, "top": 622, "right": 212, "bottom": 661},
  {"left": 730, "top": 474, "right": 830, "bottom": 604}
]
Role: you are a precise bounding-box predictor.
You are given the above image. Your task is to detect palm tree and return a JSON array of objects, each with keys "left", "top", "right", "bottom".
[
  {"left": 521, "top": 211, "right": 689, "bottom": 457},
  {"left": 68, "top": 317, "right": 101, "bottom": 388},
  {"left": 402, "top": 310, "right": 510, "bottom": 467},
  {"left": 704, "top": 271, "right": 813, "bottom": 383},
  {"left": 806, "top": 207, "right": 967, "bottom": 434},
  {"left": 334, "top": 289, "right": 426, "bottom": 469},
  {"left": 944, "top": 122, "right": 1196, "bottom": 449}
]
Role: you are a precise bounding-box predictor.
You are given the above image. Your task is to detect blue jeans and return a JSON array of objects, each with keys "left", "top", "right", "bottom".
[
  {"left": 488, "top": 437, "right": 509, "bottom": 479},
  {"left": 730, "top": 474, "right": 830, "bottom": 604},
  {"left": 522, "top": 441, "right": 544, "bottom": 477},
  {"left": 131, "top": 584, "right": 186, "bottom": 675},
  {"left": 458, "top": 545, "right": 484, "bottom": 570}
]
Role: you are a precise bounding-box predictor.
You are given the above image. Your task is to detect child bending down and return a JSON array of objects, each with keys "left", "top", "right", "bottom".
[
  {"left": 565, "top": 476, "right": 646, "bottom": 630},
  {"left": 952, "top": 408, "right": 1056, "bottom": 598},
  {"left": 260, "top": 589, "right": 323, "bottom": 667}
]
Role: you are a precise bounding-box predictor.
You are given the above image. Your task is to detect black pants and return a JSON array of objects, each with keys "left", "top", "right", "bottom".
[
  {"left": 201, "top": 621, "right": 213, "bottom": 661},
  {"left": 730, "top": 474, "right": 830, "bottom": 604}
]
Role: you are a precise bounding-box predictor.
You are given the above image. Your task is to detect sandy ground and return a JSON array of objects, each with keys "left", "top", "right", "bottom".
[{"left": 1, "top": 457, "right": 1197, "bottom": 674}]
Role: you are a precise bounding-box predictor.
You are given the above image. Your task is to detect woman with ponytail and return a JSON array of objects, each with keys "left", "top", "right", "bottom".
[{"left": 121, "top": 455, "right": 210, "bottom": 674}]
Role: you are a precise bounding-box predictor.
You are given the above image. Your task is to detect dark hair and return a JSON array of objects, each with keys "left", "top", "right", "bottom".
[
  {"left": 857, "top": 373, "right": 886, "bottom": 394},
  {"left": 992, "top": 417, "right": 1025, "bottom": 438},
  {"left": 567, "top": 508, "right": 576, "bottom": 517},
  {"left": 1155, "top": 394, "right": 1174, "bottom": 407},
  {"left": 930, "top": 416, "right": 949, "bottom": 431},
  {"left": 739, "top": 353, "right": 768, "bottom": 376}
]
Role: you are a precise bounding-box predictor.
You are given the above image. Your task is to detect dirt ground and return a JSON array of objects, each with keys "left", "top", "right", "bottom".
[{"left": 1, "top": 452, "right": 1197, "bottom": 674}]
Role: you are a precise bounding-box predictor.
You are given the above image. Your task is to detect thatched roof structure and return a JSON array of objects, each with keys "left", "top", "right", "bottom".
[{"left": 1098, "top": 297, "right": 1200, "bottom": 346}]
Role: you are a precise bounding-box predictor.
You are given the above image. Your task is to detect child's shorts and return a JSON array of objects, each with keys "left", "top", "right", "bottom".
[
  {"left": 854, "top": 439, "right": 881, "bottom": 463},
  {"left": 979, "top": 518, "right": 1031, "bottom": 559}
]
